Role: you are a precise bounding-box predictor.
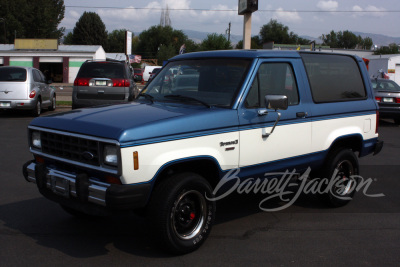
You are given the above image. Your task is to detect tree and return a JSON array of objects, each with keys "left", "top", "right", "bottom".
[
  {"left": 236, "top": 36, "right": 263, "bottom": 49},
  {"left": 321, "top": 30, "right": 373, "bottom": 49},
  {"left": 136, "top": 25, "right": 190, "bottom": 60},
  {"left": 199, "top": 33, "right": 232, "bottom": 51},
  {"left": 0, "top": 0, "right": 65, "bottom": 43},
  {"left": 259, "top": 19, "right": 310, "bottom": 45},
  {"left": 374, "top": 43, "right": 399, "bottom": 55},
  {"left": 360, "top": 37, "right": 373, "bottom": 50},
  {"left": 63, "top": 32, "right": 73, "bottom": 44},
  {"left": 320, "top": 30, "right": 339, "bottom": 48},
  {"left": 70, "top": 12, "right": 107, "bottom": 47},
  {"left": 105, "top": 29, "right": 135, "bottom": 53},
  {"left": 157, "top": 44, "right": 176, "bottom": 64},
  {"left": 338, "top": 30, "right": 359, "bottom": 49}
]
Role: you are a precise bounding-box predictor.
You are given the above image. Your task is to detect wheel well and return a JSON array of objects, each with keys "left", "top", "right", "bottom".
[
  {"left": 328, "top": 135, "right": 362, "bottom": 155},
  {"left": 153, "top": 159, "right": 221, "bottom": 190}
]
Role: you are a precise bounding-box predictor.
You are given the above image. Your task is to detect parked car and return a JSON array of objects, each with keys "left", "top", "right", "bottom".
[
  {"left": 143, "top": 65, "right": 162, "bottom": 82},
  {"left": 72, "top": 60, "right": 139, "bottom": 109},
  {"left": 133, "top": 68, "right": 143, "bottom": 82},
  {"left": 371, "top": 78, "right": 400, "bottom": 124},
  {"left": 0, "top": 66, "right": 56, "bottom": 116},
  {"left": 147, "top": 68, "right": 161, "bottom": 82},
  {"left": 24, "top": 51, "right": 382, "bottom": 254}
]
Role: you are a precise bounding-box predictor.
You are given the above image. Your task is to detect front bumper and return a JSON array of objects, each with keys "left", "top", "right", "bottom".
[{"left": 23, "top": 160, "right": 151, "bottom": 213}]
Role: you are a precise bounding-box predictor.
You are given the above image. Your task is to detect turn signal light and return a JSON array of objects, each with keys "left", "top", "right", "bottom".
[{"left": 133, "top": 151, "right": 139, "bottom": 170}]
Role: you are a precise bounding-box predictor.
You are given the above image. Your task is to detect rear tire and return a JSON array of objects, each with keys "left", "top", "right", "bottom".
[
  {"left": 48, "top": 95, "right": 56, "bottom": 111},
  {"left": 318, "top": 148, "right": 359, "bottom": 207},
  {"left": 31, "top": 99, "right": 41, "bottom": 117},
  {"left": 147, "top": 172, "right": 216, "bottom": 254}
]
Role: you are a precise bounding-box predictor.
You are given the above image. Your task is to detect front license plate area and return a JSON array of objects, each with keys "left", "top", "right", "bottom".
[{"left": 50, "top": 176, "right": 70, "bottom": 198}]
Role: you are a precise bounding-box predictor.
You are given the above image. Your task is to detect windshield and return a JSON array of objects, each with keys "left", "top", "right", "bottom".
[
  {"left": 0, "top": 68, "right": 27, "bottom": 82},
  {"left": 142, "top": 59, "right": 251, "bottom": 108},
  {"left": 371, "top": 79, "right": 400, "bottom": 92}
]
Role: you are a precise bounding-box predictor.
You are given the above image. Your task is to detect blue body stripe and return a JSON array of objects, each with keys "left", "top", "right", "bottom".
[{"left": 120, "top": 110, "right": 376, "bottom": 148}]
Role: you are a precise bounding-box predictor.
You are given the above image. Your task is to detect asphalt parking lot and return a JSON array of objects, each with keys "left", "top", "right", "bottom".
[{"left": 0, "top": 108, "right": 399, "bottom": 266}]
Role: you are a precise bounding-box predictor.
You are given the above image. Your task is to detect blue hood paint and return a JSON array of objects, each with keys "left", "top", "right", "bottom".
[{"left": 30, "top": 102, "right": 239, "bottom": 145}]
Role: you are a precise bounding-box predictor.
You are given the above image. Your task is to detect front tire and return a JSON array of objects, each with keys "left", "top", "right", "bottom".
[
  {"left": 318, "top": 148, "right": 359, "bottom": 207},
  {"left": 147, "top": 172, "right": 216, "bottom": 254}
]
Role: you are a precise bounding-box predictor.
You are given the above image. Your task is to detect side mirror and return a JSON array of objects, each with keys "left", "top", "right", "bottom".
[
  {"left": 265, "top": 95, "right": 288, "bottom": 110},
  {"left": 261, "top": 95, "right": 288, "bottom": 138}
]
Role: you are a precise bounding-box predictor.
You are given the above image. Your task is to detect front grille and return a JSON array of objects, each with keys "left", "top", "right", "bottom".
[{"left": 41, "top": 131, "right": 100, "bottom": 166}]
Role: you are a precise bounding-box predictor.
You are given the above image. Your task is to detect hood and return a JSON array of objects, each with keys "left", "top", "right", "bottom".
[{"left": 30, "top": 102, "right": 239, "bottom": 145}]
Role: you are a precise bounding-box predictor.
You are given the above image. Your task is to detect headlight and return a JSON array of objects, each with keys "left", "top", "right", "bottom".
[
  {"left": 31, "top": 131, "right": 41, "bottom": 149},
  {"left": 104, "top": 145, "right": 118, "bottom": 166}
]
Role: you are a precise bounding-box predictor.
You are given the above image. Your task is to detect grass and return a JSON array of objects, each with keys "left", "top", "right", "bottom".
[{"left": 56, "top": 101, "right": 72, "bottom": 106}]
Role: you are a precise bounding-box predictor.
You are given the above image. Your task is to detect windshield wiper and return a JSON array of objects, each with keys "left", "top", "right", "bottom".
[
  {"left": 164, "top": 94, "right": 212, "bottom": 108},
  {"left": 138, "top": 93, "right": 154, "bottom": 104}
]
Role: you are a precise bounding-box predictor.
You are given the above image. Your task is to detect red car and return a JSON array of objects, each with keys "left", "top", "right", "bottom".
[{"left": 133, "top": 68, "right": 143, "bottom": 82}]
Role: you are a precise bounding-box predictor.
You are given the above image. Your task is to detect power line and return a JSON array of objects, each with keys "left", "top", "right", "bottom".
[{"left": 65, "top": 6, "right": 400, "bottom": 13}]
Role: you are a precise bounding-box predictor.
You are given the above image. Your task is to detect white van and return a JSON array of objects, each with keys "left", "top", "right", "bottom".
[{"left": 143, "top": 66, "right": 162, "bottom": 82}]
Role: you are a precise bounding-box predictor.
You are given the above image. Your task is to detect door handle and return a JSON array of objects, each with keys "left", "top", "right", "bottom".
[{"left": 296, "top": 112, "right": 307, "bottom": 118}]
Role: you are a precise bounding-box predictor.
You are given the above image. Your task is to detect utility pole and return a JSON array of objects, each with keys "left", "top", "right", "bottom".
[{"left": 226, "top": 22, "right": 231, "bottom": 43}]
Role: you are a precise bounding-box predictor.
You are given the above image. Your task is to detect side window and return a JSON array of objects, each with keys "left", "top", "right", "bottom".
[
  {"left": 38, "top": 71, "right": 46, "bottom": 83},
  {"left": 33, "top": 70, "right": 41, "bottom": 82},
  {"left": 245, "top": 62, "right": 299, "bottom": 108},
  {"left": 301, "top": 53, "right": 366, "bottom": 103}
]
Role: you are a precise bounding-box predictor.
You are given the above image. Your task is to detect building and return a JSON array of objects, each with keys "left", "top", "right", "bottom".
[
  {"left": 0, "top": 42, "right": 106, "bottom": 83},
  {"left": 365, "top": 54, "right": 400, "bottom": 82}
]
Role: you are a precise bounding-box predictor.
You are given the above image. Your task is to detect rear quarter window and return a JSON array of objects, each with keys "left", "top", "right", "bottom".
[{"left": 301, "top": 53, "right": 366, "bottom": 103}]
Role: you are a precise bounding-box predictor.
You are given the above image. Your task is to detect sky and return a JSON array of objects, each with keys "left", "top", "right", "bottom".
[{"left": 61, "top": 0, "right": 400, "bottom": 39}]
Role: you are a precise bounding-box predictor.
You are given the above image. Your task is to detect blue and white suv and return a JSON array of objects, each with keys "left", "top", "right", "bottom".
[{"left": 23, "top": 50, "right": 383, "bottom": 254}]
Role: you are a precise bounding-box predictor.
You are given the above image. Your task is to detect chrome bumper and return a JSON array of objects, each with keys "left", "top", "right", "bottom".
[{"left": 24, "top": 161, "right": 109, "bottom": 206}]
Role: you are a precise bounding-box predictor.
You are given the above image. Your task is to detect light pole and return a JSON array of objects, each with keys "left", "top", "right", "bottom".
[
  {"left": 238, "top": 1, "right": 258, "bottom": 50},
  {"left": 0, "top": 18, "right": 6, "bottom": 44}
]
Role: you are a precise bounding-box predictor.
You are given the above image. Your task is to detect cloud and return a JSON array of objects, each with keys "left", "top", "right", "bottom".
[
  {"left": 352, "top": 5, "right": 386, "bottom": 17},
  {"left": 317, "top": 1, "right": 338, "bottom": 12},
  {"left": 273, "top": 8, "right": 302, "bottom": 23},
  {"left": 69, "top": 10, "right": 80, "bottom": 19}
]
